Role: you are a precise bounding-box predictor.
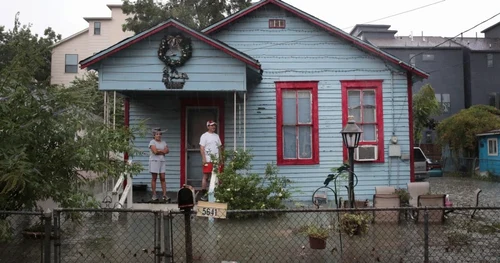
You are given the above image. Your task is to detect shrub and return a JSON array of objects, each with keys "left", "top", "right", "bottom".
[{"left": 214, "top": 150, "right": 292, "bottom": 213}]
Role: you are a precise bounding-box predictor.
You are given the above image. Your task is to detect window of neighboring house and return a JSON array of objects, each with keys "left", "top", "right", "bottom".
[
  {"left": 422, "top": 54, "right": 435, "bottom": 61},
  {"left": 94, "top": 22, "right": 101, "bottom": 35},
  {"left": 435, "top": 93, "right": 451, "bottom": 113},
  {"left": 275, "top": 81, "right": 319, "bottom": 165},
  {"left": 488, "top": 138, "right": 498, "bottom": 156},
  {"left": 269, "top": 19, "right": 286, "bottom": 29},
  {"left": 65, "top": 54, "right": 78, "bottom": 73},
  {"left": 409, "top": 54, "right": 416, "bottom": 67},
  {"left": 487, "top": 53, "right": 493, "bottom": 68},
  {"left": 489, "top": 92, "right": 500, "bottom": 109},
  {"left": 341, "top": 80, "right": 384, "bottom": 162}
]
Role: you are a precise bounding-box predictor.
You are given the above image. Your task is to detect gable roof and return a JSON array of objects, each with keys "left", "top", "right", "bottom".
[
  {"left": 481, "top": 21, "right": 500, "bottom": 33},
  {"left": 51, "top": 28, "right": 88, "bottom": 48},
  {"left": 80, "top": 19, "right": 261, "bottom": 71},
  {"left": 203, "top": 0, "right": 428, "bottom": 79}
]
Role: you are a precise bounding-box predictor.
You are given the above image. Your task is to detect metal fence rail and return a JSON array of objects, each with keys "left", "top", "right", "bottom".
[{"left": 1, "top": 207, "right": 500, "bottom": 263}]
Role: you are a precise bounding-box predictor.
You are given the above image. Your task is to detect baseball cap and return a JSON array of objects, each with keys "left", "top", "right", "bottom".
[{"left": 206, "top": 120, "right": 217, "bottom": 127}]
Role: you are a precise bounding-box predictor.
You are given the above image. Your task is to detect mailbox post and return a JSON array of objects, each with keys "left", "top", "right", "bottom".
[{"left": 178, "top": 185, "right": 195, "bottom": 263}]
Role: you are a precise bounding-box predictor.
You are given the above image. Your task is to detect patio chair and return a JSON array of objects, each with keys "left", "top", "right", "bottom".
[
  {"left": 373, "top": 194, "right": 401, "bottom": 223},
  {"left": 375, "top": 186, "right": 396, "bottom": 195},
  {"left": 417, "top": 194, "right": 446, "bottom": 223},
  {"left": 407, "top": 182, "right": 430, "bottom": 207}
]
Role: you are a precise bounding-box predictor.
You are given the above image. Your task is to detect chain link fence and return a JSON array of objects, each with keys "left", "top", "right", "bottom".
[
  {"left": 1, "top": 207, "right": 500, "bottom": 262},
  {"left": 0, "top": 211, "right": 46, "bottom": 263}
]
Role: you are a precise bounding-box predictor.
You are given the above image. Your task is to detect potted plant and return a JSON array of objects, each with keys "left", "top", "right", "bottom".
[
  {"left": 340, "top": 213, "right": 372, "bottom": 236},
  {"left": 394, "top": 188, "right": 411, "bottom": 206},
  {"left": 305, "top": 225, "right": 329, "bottom": 249}
]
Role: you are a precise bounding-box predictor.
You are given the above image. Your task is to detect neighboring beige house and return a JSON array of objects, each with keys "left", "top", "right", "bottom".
[{"left": 50, "top": 4, "right": 133, "bottom": 86}]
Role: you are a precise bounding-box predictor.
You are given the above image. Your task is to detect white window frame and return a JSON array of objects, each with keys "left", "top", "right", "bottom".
[{"left": 488, "top": 138, "right": 498, "bottom": 156}]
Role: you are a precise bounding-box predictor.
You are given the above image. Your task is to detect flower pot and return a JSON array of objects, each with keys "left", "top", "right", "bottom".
[{"left": 308, "top": 236, "right": 327, "bottom": 249}]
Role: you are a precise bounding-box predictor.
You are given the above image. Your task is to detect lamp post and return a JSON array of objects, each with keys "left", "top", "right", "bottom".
[{"left": 340, "top": 116, "right": 362, "bottom": 208}]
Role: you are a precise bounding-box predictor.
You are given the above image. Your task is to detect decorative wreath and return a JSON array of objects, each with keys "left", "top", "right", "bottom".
[{"left": 157, "top": 34, "right": 193, "bottom": 68}]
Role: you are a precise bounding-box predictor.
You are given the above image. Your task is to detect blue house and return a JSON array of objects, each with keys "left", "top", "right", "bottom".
[
  {"left": 477, "top": 130, "right": 500, "bottom": 176},
  {"left": 79, "top": 0, "right": 428, "bottom": 201}
]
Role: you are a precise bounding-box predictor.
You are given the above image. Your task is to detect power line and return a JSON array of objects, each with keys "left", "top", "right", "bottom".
[
  {"left": 408, "top": 12, "right": 500, "bottom": 63},
  {"left": 342, "top": 0, "right": 446, "bottom": 30}
]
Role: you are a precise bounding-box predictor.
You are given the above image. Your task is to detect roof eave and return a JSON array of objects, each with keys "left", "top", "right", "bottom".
[{"left": 50, "top": 28, "right": 89, "bottom": 48}]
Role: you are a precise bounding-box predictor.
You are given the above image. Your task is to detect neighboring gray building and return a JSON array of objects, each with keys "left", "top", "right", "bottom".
[{"left": 350, "top": 23, "right": 500, "bottom": 143}]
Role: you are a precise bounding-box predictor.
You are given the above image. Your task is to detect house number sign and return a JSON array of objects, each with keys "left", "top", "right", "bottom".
[{"left": 196, "top": 201, "right": 228, "bottom": 219}]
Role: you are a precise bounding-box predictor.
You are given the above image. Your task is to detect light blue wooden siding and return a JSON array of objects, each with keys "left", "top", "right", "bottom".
[
  {"left": 129, "top": 95, "right": 182, "bottom": 189},
  {"left": 478, "top": 135, "right": 500, "bottom": 176},
  {"left": 98, "top": 28, "right": 247, "bottom": 91},
  {"left": 211, "top": 5, "right": 414, "bottom": 201}
]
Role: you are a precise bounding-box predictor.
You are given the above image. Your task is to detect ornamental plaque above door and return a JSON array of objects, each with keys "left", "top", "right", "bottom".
[{"left": 157, "top": 34, "right": 192, "bottom": 89}]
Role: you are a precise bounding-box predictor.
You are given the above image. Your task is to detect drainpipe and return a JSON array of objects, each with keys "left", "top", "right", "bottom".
[
  {"left": 243, "top": 92, "right": 247, "bottom": 151},
  {"left": 234, "top": 91, "right": 237, "bottom": 151}
]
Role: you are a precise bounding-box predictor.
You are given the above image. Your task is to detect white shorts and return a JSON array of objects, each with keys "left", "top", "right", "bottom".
[{"left": 149, "top": 160, "right": 166, "bottom": 174}]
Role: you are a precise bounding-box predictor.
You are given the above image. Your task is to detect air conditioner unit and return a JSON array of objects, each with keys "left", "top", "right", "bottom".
[{"left": 354, "top": 145, "right": 378, "bottom": 161}]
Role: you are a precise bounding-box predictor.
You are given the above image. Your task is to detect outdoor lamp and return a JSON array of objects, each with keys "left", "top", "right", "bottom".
[{"left": 340, "top": 115, "right": 362, "bottom": 208}]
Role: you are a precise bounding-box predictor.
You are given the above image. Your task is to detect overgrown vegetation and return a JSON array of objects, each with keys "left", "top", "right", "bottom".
[
  {"left": 413, "top": 84, "right": 441, "bottom": 144},
  {"left": 437, "top": 105, "right": 500, "bottom": 157},
  {"left": 214, "top": 150, "right": 292, "bottom": 214},
  {"left": 339, "top": 213, "right": 372, "bottom": 236},
  {"left": 0, "top": 15, "right": 143, "bottom": 212}
]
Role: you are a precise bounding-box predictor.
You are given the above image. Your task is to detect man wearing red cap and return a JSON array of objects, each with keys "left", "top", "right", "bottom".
[{"left": 199, "top": 120, "right": 222, "bottom": 201}]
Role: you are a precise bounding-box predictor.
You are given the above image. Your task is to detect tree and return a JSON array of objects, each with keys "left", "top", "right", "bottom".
[
  {"left": 121, "top": 0, "right": 252, "bottom": 33},
  {"left": 0, "top": 13, "right": 61, "bottom": 84},
  {"left": 0, "top": 18, "right": 142, "bottom": 211},
  {"left": 412, "top": 84, "right": 441, "bottom": 144},
  {"left": 436, "top": 105, "right": 500, "bottom": 157}
]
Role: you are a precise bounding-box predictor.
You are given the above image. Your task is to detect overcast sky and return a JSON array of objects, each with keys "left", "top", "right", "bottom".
[{"left": 1, "top": 0, "right": 499, "bottom": 39}]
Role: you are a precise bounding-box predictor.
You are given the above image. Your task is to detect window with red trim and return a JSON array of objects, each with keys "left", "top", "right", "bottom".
[
  {"left": 276, "top": 81, "right": 319, "bottom": 165},
  {"left": 341, "top": 80, "right": 384, "bottom": 163}
]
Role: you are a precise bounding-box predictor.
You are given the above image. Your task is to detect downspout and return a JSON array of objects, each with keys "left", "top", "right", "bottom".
[
  {"left": 234, "top": 91, "right": 237, "bottom": 151},
  {"left": 243, "top": 92, "right": 247, "bottom": 151},
  {"left": 406, "top": 71, "right": 415, "bottom": 182}
]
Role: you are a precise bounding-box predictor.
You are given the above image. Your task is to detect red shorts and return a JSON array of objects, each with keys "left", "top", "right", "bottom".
[{"left": 202, "top": 163, "right": 223, "bottom": 174}]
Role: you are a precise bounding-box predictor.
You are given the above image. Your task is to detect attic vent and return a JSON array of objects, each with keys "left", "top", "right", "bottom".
[{"left": 269, "top": 19, "right": 286, "bottom": 29}]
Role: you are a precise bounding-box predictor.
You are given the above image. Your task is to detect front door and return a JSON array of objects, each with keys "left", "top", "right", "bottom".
[{"left": 180, "top": 99, "right": 224, "bottom": 188}]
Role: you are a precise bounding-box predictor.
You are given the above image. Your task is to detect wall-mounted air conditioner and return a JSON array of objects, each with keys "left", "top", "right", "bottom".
[{"left": 354, "top": 145, "right": 378, "bottom": 161}]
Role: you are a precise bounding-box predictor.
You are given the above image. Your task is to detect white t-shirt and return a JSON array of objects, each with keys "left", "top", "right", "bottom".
[
  {"left": 199, "top": 132, "right": 222, "bottom": 162},
  {"left": 149, "top": 139, "right": 167, "bottom": 161}
]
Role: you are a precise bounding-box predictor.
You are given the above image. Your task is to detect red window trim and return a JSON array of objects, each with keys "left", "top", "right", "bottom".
[
  {"left": 276, "top": 81, "right": 319, "bottom": 165},
  {"left": 341, "top": 80, "right": 385, "bottom": 163}
]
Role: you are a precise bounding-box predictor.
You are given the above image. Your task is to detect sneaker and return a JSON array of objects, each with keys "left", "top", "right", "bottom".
[
  {"left": 162, "top": 196, "right": 171, "bottom": 203},
  {"left": 200, "top": 194, "right": 208, "bottom": 201},
  {"left": 151, "top": 195, "right": 158, "bottom": 201}
]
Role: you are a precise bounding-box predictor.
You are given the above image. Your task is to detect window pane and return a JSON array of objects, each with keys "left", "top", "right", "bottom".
[
  {"left": 298, "top": 91, "right": 311, "bottom": 123},
  {"left": 348, "top": 90, "right": 361, "bottom": 122},
  {"left": 363, "top": 107, "right": 375, "bottom": 122},
  {"left": 362, "top": 124, "right": 376, "bottom": 141},
  {"left": 363, "top": 90, "right": 375, "bottom": 106},
  {"left": 442, "top": 93, "right": 450, "bottom": 112},
  {"left": 298, "top": 126, "right": 312, "bottom": 159},
  {"left": 283, "top": 126, "right": 296, "bottom": 159},
  {"left": 282, "top": 91, "right": 296, "bottom": 125},
  {"left": 423, "top": 54, "right": 434, "bottom": 61},
  {"left": 65, "top": 65, "right": 78, "bottom": 73},
  {"left": 65, "top": 54, "right": 78, "bottom": 65}
]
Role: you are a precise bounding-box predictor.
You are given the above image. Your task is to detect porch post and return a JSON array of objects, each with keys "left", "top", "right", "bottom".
[
  {"left": 243, "top": 92, "right": 247, "bottom": 151},
  {"left": 234, "top": 91, "right": 237, "bottom": 151}
]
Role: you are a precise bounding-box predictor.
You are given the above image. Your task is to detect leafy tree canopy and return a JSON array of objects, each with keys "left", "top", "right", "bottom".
[
  {"left": 0, "top": 16, "right": 142, "bottom": 211},
  {"left": 436, "top": 105, "right": 500, "bottom": 157},
  {"left": 412, "top": 84, "right": 441, "bottom": 144},
  {"left": 122, "top": 0, "right": 252, "bottom": 33}
]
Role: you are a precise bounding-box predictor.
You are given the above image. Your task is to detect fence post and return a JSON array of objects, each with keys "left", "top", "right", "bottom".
[
  {"left": 43, "top": 209, "right": 52, "bottom": 263},
  {"left": 163, "top": 211, "right": 173, "bottom": 263},
  {"left": 424, "top": 209, "right": 429, "bottom": 263},
  {"left": 53, "top": 210, "right": 61, "bottom": 263},
  {"left": 154, "top": 211, "right": 162, "bottom": 263},
  {"left": 184, "top": 209, "right": 193, "bottom": 263}
]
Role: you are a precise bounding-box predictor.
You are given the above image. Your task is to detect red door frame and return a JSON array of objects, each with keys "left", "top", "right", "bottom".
[{"left": 180, "top": 98, "right": 225, "bottom": 187}]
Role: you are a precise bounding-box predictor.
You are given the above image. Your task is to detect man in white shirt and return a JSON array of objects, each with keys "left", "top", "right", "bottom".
[{"left": 199, "top": 120, "right": 222, "bottom": 201}]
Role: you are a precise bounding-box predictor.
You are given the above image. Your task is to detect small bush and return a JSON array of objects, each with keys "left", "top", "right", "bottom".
[{"left": 214, "top": 150, "right": 292, "bottom": 215}]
